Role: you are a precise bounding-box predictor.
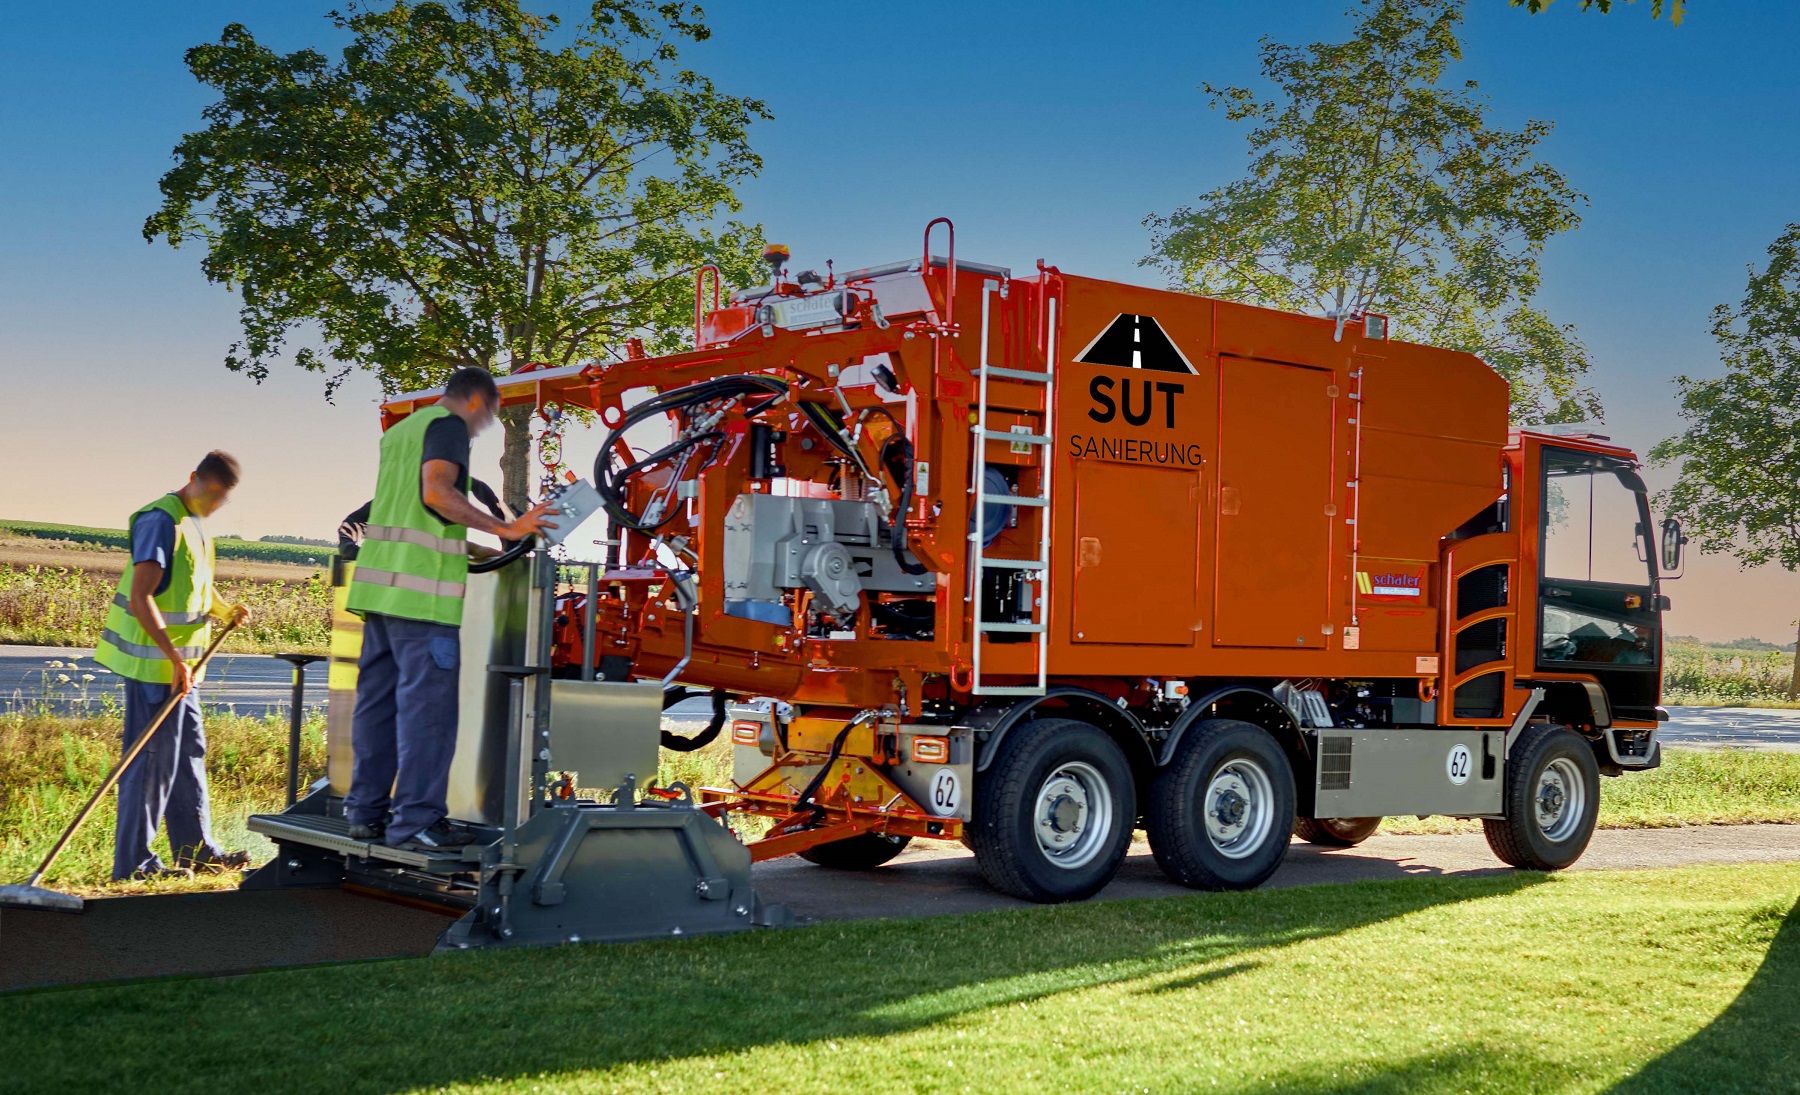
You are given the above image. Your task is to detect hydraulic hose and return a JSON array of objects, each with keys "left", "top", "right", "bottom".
[
  {"left": 593, "top": 375, "right": 790, "bottom": 533},
  {"left": 659, "top": 687, "right": 729, "bottom": 752}
]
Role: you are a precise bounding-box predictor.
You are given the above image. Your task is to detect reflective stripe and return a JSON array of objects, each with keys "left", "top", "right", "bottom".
[
  {"left": 110, "top": 593, "right": 209, "bottom": 626},
  {"left": 364, "top": 524, "right": 466, "bottom": 555},
  {"left": 99, "top": 628, "right": 206, "bottom": 661},
  {"left": 351, "top": 566, "right": 467, "bottom": 599}
]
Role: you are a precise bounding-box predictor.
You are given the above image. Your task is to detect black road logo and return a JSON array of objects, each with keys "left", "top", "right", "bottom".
[{"left": 1073, "top": 313, "right": 1197, "bottom": 374}]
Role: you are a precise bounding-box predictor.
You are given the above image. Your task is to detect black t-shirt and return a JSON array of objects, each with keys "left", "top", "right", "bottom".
[{"left": 421, "top": 413, "right": 471, "bottom": 523}]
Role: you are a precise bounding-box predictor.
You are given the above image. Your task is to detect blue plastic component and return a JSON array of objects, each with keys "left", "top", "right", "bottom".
[{"left": 724, "top": 599, "right": 794, "bottom": 626}]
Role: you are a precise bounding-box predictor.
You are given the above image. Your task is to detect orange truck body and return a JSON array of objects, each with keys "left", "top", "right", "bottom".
[{"left": 374, "top": 229, "right": 1668, "bottom": 889}]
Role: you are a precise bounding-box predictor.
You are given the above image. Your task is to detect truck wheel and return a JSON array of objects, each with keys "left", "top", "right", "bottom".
[
  {"left": 1293, "top": 815, "right": 1382, "bottom": 847},
  {"left": 1149, "top": 719, "right": 1295, "bottom": 890},
  {"left": 1483, "top": 724, "right": 1600, "bottom": 870},
  {"left": 968, "top": 718, "right": 1136, "bottom": 903},
  {"left": 798, "top": 833, "right": 912, "bottom": 869}
]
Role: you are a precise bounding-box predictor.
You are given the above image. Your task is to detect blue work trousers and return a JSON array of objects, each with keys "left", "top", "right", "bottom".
[
  {"left": 113, "top": 680, "right": 224, "bottom": 880},
  {"left": 344, "top": 612, "right": 461, "bottom": 845}
]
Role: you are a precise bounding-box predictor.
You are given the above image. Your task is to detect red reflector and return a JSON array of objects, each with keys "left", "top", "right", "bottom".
[
  {"left": 731, "top": 720, "right": 763, "bottom": 746},
  {"left": 910, "top": 736, "right": 949, "bottom": 763}
]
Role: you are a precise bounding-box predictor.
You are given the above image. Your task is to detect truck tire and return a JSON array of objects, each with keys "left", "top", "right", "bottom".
[
  {"left": 967, "top": 718, "right": 1136, "bottom": 903},
  {"left": 1483, "top": 723, "right": 1600, "bottom": 870},
  {"left": 1293, "top": 815, "right": 1382, "bottom": 847},
  {"left": 1148, "top": 719, "right": 1295, "bottom": 890},
  {"left": 798, "top": 832, "right": 912, "bottom": 869}
]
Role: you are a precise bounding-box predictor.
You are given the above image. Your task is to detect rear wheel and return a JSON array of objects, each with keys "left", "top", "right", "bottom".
[
  {"left": 967, "top": 718, "right": 1136, "bottom": 903},
  {"left": 1293, "top": 815, "right": 1382, "bottom": 847},
  {"left": 1483, "top": 724, "right": 1600, "bottom": 870},
  {"left": 1148, "top": 719, "right": 1295, "bottom": 890},
  {"left": 798, "top": 832, "right": 912, "bottom": 870}
]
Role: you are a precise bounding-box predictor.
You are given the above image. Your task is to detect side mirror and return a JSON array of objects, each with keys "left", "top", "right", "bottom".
[{"left": 1660, "top": 518, "right": 1687, "bottom": 577}]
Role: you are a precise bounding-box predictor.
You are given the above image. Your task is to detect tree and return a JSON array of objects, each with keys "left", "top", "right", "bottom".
[
  {"left": 147, "top": 0, "right": 770, "bottom": 510},
  {"left": 1651, "top": 224, "right": 1800, "bottom": 697},
  {"left": 1144, "top": 0, "right": 1600, "bottom": 424},
  {"left": 1511, "top": 0, "right": 1685, "bottom": 23}
]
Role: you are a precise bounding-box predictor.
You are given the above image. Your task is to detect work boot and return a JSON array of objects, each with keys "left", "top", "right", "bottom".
[
  {"left": 347, "top": 821, "right": 386, "bottom": 841},
  {"left": 180, "top": 850, "right": 253, "bottom": 875},
  {"left": 394, "top": 819, "right": 487, "bottom": 849}
]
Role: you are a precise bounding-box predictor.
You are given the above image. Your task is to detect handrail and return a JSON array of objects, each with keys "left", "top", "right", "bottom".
[
  {"left": 923, "top": 217, "right": 955, "bottom": 330},
  {"left": 694, "top": 264, "right": 723, "bottom": 348}
]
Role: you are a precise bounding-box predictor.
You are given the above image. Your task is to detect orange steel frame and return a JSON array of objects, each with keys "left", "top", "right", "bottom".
[{"left": 376, "top": 224, "right": 1663, "bottom": 853}]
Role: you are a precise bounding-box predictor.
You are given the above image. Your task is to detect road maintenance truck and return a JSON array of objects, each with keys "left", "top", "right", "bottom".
[{"left": 301, "top": 220, "right": 1679, "bottom": 918}]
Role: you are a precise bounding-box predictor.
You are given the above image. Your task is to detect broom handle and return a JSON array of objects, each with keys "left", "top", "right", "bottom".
[{"left": 22, "top": 624, "right": 237, "bottom": 887}]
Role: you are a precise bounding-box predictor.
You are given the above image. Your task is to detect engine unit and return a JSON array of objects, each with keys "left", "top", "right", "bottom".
[{"left": 721, "top": 493, "right": 936, "bottom": 624}]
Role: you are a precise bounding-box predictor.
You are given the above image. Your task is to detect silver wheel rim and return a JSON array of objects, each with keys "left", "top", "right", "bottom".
[
  {"left": 1033, "top": 761, "right": 1114, "bottom": 869},
  {"left": 1534, "top": 757, "right": 1586, "bottom": 843},
  {"left": 1204, "top": 757, "right": 1275, "bottom": 860}
]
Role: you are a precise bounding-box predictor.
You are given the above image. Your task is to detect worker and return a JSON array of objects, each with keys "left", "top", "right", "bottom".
[
  {"left": 96, "top": 451, "right": 253, "bottom": 881},
  {"left": 343, "top": 367, "right": 557, "bottom": 849}
]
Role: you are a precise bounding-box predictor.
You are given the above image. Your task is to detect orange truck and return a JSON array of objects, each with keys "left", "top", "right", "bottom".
[{"left": 374, "top": 221, "right": 1680, "bottom": 903}]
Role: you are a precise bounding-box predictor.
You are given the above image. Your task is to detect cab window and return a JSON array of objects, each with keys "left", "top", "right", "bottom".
[{"left": 1540, "top": 449, "right": 1652, "bottom": 589}]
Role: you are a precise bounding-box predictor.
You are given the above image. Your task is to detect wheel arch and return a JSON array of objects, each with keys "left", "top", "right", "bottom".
[{"left": 972, "top": 688, "right": 1157, "bottom": 788}]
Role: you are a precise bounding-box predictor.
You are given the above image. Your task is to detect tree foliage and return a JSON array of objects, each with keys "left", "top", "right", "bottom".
[
  {"left": 146, "top": 0, "right": 770, "bottom": 508},
  {"left": 1652, "top": 224, "right": 1800, "bottom": 573},
  {"left": 1145, "top": 0, "right": 1600, "bottom": 424},
  {"left": 1511, "top": 0, "right": 1685, "bottom": 23},
  {"left": 1654, "top": 223, "right": 1800, "bottom": 692}
]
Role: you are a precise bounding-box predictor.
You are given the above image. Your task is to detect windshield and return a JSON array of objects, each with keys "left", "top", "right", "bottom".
[{"left": 1540, "top": 448, "right": 1653, "bottom": 588}]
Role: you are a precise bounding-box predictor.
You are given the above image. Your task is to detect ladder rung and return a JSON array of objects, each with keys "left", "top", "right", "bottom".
[
  {"left": 979, "top": 365, "right": 1054, "bottom": 383},
  {"left": 980, "top": 622, "right": 1046, "bottom": 634},
  {"left": 976, "top": 493, "right": 1047, "bottom": 508},
  {"left": 980, "top": 557, "right": 1045, "bottom": 570},
  {"left": 972, "top": 685, "right": 1048, "bottom": 697},
  {"left": 979, "top": 429, "right": 1051, "bottom": 445}
]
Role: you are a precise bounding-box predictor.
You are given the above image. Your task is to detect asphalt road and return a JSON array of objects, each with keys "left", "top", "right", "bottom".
[
  {"left": 6, "top": 645, "right": 1794, "bottom": 748},
  {"left": 4, "top": 824, "right": 1798, "bottom": 991}
]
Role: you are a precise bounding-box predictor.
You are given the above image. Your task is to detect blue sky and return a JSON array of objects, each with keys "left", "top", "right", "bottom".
[{"left": 2, "top": 1, "right": 1797, "bottom": 639}]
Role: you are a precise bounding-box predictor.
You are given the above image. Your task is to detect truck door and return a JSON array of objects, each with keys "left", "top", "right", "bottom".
[{"left": 1533, "top": 446, "right": 1662, "bottom": 721}]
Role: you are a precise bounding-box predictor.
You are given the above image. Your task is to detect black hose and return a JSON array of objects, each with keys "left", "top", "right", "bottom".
[
  {"left": 659, "top": 687, "right": 729, "bottom": 752},
  {"left": 793, "top": 720, "right": 858, "bottom": 822},
  {"left": 468, "top": 536, "right": 535, "bottom": 574},
  {"left": 593, "top": 375, "right": 789, "bottom": 533},
  {"left": 880, "top": 433, "right": 927, "bottom": 575}
]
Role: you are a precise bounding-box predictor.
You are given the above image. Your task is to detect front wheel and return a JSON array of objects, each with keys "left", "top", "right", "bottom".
[
  {"left": 1293, "top": 815, "right": 1382, "bottom": 847},
  {"left": 1483, "top": 724, "right": 1600, "bottom": 870},
  {"left": 967, "top": 718, "right": 1136, "bottom": 903},
  {"left": 1148, "top": 719, "right": 1295, "bottom": 890}
]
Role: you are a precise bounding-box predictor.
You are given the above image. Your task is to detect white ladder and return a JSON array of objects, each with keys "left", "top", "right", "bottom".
[{"left": 967, "top": 279, "right": 1056, "bottom": 698}]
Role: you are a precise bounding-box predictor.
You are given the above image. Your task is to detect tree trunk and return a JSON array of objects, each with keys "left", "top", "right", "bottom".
[
  {"left": 1790, "top": 616, "right": 1800, "bottom": 701},
  {"left": 499, "top": 403, "right": 535, "bottom": 514}
]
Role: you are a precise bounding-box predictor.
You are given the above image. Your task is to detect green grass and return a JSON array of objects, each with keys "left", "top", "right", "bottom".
[
  {"left": 1664, "top": 640, "right": 1799, "bottom": 707},
  {"left": 0, "top": 864, "right": 1793, "bottom": 1094},
  {"left": 0, "top": 711, "right": 736, "bottom": 895},
  {"left": 1383, "top": 746, "right": 1800, "bottom": 835},
  {"left": 0, "top": 709, "right": 326, "bottom": 895},
  {"left": 0, "top": 562, "right": 331, "bottom": 654},
  {"left": 0, "top": 518, "right": 333, "bottom": 566}
]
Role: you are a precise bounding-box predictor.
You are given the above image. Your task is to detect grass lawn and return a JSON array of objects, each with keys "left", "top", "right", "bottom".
[{"left": 0, "top": 863, "right": 1792, "bottom": 1094}]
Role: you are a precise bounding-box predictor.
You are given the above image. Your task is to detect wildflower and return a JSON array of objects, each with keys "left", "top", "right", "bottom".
[
  {"left": 57, "top": 673, "right": 71, "bottom": 683},
  {"left": 45, "top": 660, "right": 64, "bottom": 669},
  {"left": 81, "top": 673, "right": 95, "bottom": 682}
]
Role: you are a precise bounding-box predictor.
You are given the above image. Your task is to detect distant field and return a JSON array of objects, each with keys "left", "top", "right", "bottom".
[{"left": 0, "top": 519, "right": 333, "bottom": 567}]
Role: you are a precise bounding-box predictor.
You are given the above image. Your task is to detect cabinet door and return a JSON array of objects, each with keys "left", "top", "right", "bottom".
[
  {"left": 1213, "top": 356, "right": 1336, "bottom": 649},
  {"left": 1070, "top": 460, "right": 1201, "bottom": 645}
]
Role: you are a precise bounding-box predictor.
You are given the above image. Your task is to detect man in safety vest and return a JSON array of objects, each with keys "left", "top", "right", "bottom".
[
  {"left": 96, "top": 450, "right": 253, "bottom": 881},
  {"left": 343, "top": 367, "right": 557, "bottom": 848}
]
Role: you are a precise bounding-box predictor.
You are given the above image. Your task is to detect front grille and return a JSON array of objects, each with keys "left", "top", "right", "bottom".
[{"left": 1319, "top": 736, "right": 1353, "bottom": 790}]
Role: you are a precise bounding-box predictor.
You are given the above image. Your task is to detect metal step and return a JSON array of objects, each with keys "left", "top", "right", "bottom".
[
  {"left": 977, "top": 428, "right": 1051, "bottom": 446},
  {"left": 980, "top": 557, "right": 1045, "bottom": 570},
  {"left": 977, "top": 492, "right": 1048, "bottom": 508},
  {"left": 972, "top": 685, "right": 1049, "bottom": 697},
  {"left": 980, "top": 621, "right": 1046, "bottom": 634},
  {"left": 978, "top": 365, "right": 1053, "bottom": 383},
  {"left": 247, "top": 813, "right": 482, "bottom": 873}
]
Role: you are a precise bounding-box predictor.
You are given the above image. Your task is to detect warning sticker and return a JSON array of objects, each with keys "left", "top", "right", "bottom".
[{"left": 1416, "top": 655, "right": 1440, "bottom": 674}]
